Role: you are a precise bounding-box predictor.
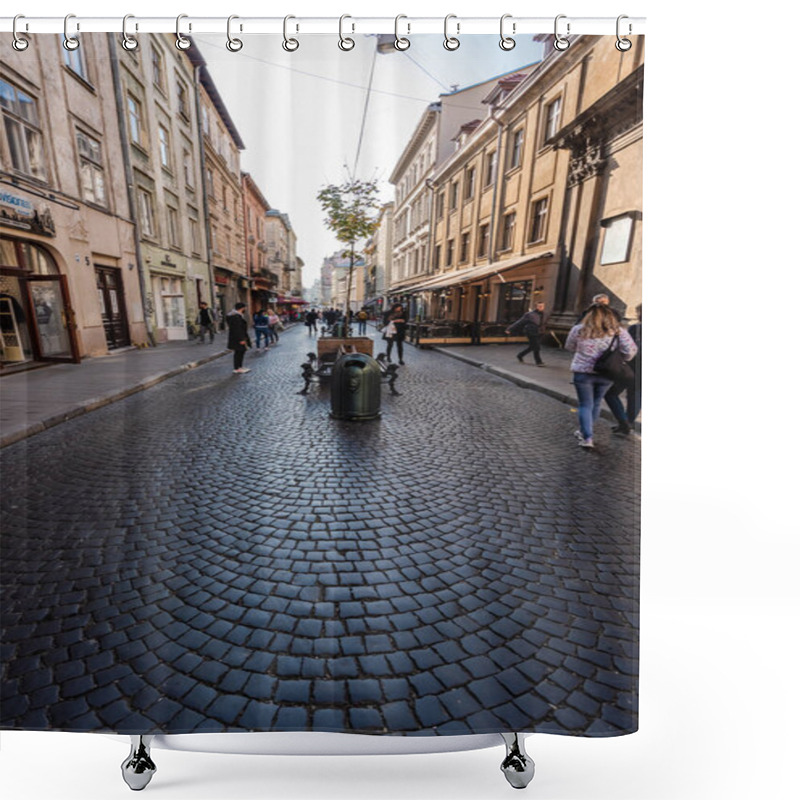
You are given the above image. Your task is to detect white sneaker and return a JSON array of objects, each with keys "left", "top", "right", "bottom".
[
  {"left": 579, "top": 438, "right": 594, "bottom": 449},
  {"left": 573, "top": 430, "right": 584, "bottom": 442},
  {"left": 234, "top": 368, "right": 251, "bottom": 373}
]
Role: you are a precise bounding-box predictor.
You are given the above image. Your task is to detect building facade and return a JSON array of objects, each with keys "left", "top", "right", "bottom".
[
  {"left": 188, "top": 49, "right": 247, "bottom": 325},
  {"left": 115, "top": 33, "right": 211, "bottom": 343},
  {"left": 1, "top": 33, "right": 144, "bottom": 369},
  {"left": 364, "top": 202, "right": 394, "bottom": 316},
  {"left": 413, "top": 35, "right": 643, "bottom": 335},
  {"left": 242, "top": 172, "right": 273, "bottom": 311}
]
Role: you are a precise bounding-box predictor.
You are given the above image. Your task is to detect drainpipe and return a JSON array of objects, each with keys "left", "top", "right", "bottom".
[
  {"left": 108, "top": 33, "right": 156, "bottom": 348},
  {"left": 192, "top": 65, "right": 218, "bottom": 326}
]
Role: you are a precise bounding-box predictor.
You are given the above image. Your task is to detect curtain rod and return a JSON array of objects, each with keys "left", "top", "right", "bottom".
[{"left": 0, "top": 16, "right": 646, "bottom": 36}]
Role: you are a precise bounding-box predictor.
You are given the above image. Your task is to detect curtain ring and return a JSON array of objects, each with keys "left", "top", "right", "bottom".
[
  {"left": 121, "top": 14, "right": 139, "bottom": 51},
  {"left": 63, "top": 14, "right": 80, "bottom": 51},
  {"left": 554, "top": 14, "right": 570, "bottom": 51},
  {"left": 443, "top": 14, "right": 460, "bottom": 51},
  {"left": 499, "top": 14, "right": 515, "bottom": 51},
  {"left": 283, "top": 15, "right": 299, "bottom": 52},
  {"left": 226, "top": 15, "right": 243, "bottom": 51},
  {"left": 176, "top": 14, "right": 191, "bottom": 50},
  {"left": 338, "top": 14, "right": 355, "bottom": 51},
  {"left": 616, "top": 15, "right": 632, "bottom": 51},
  {"left": 394, "top": 14, "right": 410, "bottom": 50},
  {"left": 12, "top": 15, "right": 29, "bottom": 51}
]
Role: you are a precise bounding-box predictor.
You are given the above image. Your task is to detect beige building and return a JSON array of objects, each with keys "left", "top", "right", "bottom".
[
  {"left": 242, "top": 172, "right": 273, "bottom": 311},
  {"left": 265, "top": 209, "right": 304, "bottom": 315},
  {"left": 187, "top": 48, "right": 246, "bottom": 324},
  {"left": 115, "top": 34, "right": 211, "bottom": 342},
  {"left": 388, "top": 67, "right": 537, "bottom": 317},
  {"left": 364, "top": 202, "right": 394, "bottom": 316},
  {"left": 407, "top": 35, "right": 643, "bottom": 337},
  {"left": 1, "top": 33, "right": 145, "bottom": 368}
]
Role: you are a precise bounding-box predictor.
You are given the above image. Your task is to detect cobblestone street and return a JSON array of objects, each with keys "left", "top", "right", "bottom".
[{"left": 1, "top": 326, "right": 639, "bottom": 737}]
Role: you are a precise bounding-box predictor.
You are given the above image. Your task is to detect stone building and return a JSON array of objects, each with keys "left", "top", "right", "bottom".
[
  {"left": 242, "top": 172, "right": 273, "bottom": 311},
  {"left": 364, "top": 202, "right": 394, "bottom": 316},
  {"left": 388, "top": 67, "right": 537, "bottom": 318},
  {"left": 265, "top": 209, "right": 304, "bottom": 317},
  {"left": 114, "top": 34, "right": 210, "bottom": 342},
  {"left": 408, "top": 35, "right": 643, "bottom": 336},
  {"left": 1, "top": 33, "right": 145, "bottom": 368},
  {"left": 187, "top": 47, "right": 246, "bottom": 325}
]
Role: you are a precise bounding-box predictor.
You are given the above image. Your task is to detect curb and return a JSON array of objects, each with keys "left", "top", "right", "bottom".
[
  {"left": 0, "top": 350, "right": 228, "bottom": 449},
  {"left": 430, "top": 347, "right": 640, "bottom": 431}
]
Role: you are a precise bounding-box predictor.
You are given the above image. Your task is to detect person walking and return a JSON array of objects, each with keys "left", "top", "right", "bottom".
[
  {"left": 253, "top": 308, "right": 271, "bottom": 352},
  {"left": 383, "top": 303, "right": 408, "bottom": 365},
  {"left": 305, "top": 308, "right": 319, "bottom": 336},
  {"left": 356, "top": 307, "right": 368, "bottom": 336},
  {"left": 565, "top": 303, "right": 637, "bottom": 449},
  {"left": 506, "top": 301, "right": 547, "bottom": 366},
  {"left": 267, "top": 308, "right": 281, "bottom": 344},
  {"left": 195, "top": 301, "right": 217, "bottom": 344},
  {"left": 227, "top": 302, "right": 252, "bottom": 374},
  {"left": 605, "top": 303, "right": 642, "bottom": 435}
]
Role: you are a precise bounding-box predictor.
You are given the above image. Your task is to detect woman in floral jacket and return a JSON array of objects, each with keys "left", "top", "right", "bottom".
[{"left": 565, "top": 304, "right": 637, "bottom": 449}]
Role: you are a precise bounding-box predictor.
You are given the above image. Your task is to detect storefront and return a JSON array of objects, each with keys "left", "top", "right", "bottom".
[{"left": 1, "top": 233, "right": 80, "bottom": 368}]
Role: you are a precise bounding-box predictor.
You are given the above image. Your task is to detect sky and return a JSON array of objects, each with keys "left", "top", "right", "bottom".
[{"left": 194, "top": 33, "right": 546, "bottom": 289}]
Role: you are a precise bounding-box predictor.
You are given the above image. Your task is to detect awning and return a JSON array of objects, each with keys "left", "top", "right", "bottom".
[
  {"left": 276, "top": 295, "right": 308, "bottom": 304},
  {"left": 401, "top": 251, "right": 554, "bottom": 294}
]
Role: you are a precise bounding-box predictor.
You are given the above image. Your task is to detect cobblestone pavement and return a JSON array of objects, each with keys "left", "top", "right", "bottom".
[{"left": 1, "top": 326, "right": 639, "bottom": 737}]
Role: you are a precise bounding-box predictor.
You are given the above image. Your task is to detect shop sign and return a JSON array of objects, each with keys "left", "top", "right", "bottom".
[
  {"left": 214, "top": 270, "right": 230, "bottom": 286},
  {"left": 0, "top": 189, "right": 56, "bottom": 237}
]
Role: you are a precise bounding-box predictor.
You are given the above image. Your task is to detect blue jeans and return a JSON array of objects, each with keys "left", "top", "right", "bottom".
[
  {"left": 573, "top": 372, "right": 614, "bottom": 441},
  {"left": 254, "top": 327, "right": 270, "bottom": 348}
]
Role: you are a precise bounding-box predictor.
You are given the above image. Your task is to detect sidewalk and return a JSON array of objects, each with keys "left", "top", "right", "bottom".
[
  {"left": 0, "top": 339, "right": 228, "bottom": 448},
  {"left": 430, "top": 340, "right": 641, "bottom": 430}
]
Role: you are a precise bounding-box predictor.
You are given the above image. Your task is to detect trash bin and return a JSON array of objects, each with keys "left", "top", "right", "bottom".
[{"left": 330, "top": 352, "right": 382, "bottom": 420}]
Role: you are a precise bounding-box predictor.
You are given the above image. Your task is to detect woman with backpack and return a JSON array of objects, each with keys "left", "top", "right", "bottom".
[{"left": 565, "top": 304, "right": 637, "bottom": 449}]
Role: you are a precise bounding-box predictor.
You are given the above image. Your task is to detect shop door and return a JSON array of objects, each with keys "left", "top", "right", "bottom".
[
  {"left": 25, "top": 275, "right": 80, "bottom": 362},
  {"left": 95, "top": 266, "right": 130, "bottom": 350}
]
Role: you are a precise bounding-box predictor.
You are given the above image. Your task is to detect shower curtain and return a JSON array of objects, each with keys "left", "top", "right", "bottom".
[{"left": 0, "top": 26, "right": 643, "bottom": 741}]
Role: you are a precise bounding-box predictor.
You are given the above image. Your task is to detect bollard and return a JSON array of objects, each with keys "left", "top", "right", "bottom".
[{"left": 330, "top": 352, "right": 382, "bottom": 420}]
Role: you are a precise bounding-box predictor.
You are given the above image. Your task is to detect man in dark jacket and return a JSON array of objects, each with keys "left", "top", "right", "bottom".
[
  {"left": 506, "top": 302, "right": 547, "bottom": 366},
  {"left": 227, "top": 303, "right": 251, "bottom": 373}
]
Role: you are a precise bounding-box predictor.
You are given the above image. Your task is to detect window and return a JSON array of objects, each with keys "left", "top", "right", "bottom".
[
  {"left": 450, "top": 181, "right": 459, "bottom": 211},
  {"left": 600, "top": 214, "right": 636, "bottom": 265},
  {"left": 477, "top": 223, "right": 490, "bottom": 258},
  {"left": 189, "top": 217, "right": 201, "bottom": 254},
  {"left": 201, "top": 105, "right": 210, "bottom": 137},
  {"left": 436, "top": 192, "right": 445, "bottom": 220},
  {"left": 529, "top": 197, "right": 549, "bottom": 243},
  {"left": 127, "top": 95, "right": 143, "bottom": 146},
  {"left": 167, "top": 206, "right": 181, "bottom": 248},
  {"left": 63, "top": 45, "right": 89, "bottom": 81},
  {"left": 446, "top": 239, "right": 454, "bottom": 267},
  {"left": 434, "top": 245, "right": 441, "bottom": 269},
  {"left": 544, "top": 97, "right": 562, "bottom": 141},
  {"left": 0, "top": 80, "right": 47, "bottom": 180},
  {"left": 177, "top": 81, "right": 190, "bottom": 120},
  {"left": 509, "top": 128, "right": 524, "bottom": 169},
  {"left": 484, "top": 150, "right": 497, "bottom": 187},
  {"left": 76, "top": 130, "right": 106, "bottom": 206},
  {"left": 501, "top": 212, "right": 516, "bottom": 251},
  {"left": 206, "top": 167, "right": 215, "bottom": 198},
  {"left": 183, "top": 149, "right": 194, "bottom": 188},
  {"left": 137, "top": 188, "right": 156, "bottom": 237},
  {"left": 465, "top": 167, "right": 475, "bottom": 200},
  {"left": 158, "top": 125, "right": 171, "bottom": 169},
  {"left": 460, "top": 232, "right": 471, "bottom": 263},
  {"left": 151, "top": 48, "right": 165, "bottom": 93}
]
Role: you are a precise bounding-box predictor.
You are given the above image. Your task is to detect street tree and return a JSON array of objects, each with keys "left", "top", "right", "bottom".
[{"left": 317, "top": 179, "right": 381, "bottom": 336}]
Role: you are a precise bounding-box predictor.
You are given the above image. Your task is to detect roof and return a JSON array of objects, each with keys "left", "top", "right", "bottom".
[{"left": 185, "top": 41, "right": 245, "bottom": 150}]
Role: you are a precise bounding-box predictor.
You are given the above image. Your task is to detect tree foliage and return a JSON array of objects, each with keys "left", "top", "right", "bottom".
[{"left": 317, "top": 179, "right": 381, "bottom": 248}]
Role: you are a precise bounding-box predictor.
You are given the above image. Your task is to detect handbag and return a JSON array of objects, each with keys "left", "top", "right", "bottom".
[
  {"left": 594, "top": 334, "right": 634, "bottom": 385},
  {"left": 383, "top": 321, "right": 397, "bottom": 340}
]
